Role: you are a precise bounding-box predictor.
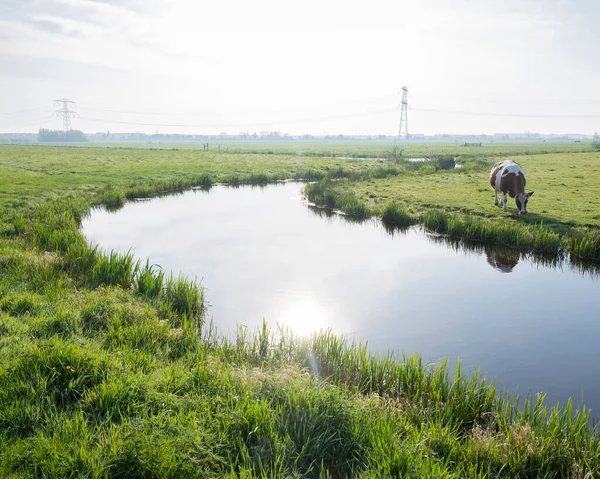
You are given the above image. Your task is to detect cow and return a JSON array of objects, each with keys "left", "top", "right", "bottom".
[{"left": 489, "top": 160, "right": 534, "bottom": 214}]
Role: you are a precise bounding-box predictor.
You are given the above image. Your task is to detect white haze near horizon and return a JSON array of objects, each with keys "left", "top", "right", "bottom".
[{"left": 0, "top": 0, "right": 599, "bottom": 136}]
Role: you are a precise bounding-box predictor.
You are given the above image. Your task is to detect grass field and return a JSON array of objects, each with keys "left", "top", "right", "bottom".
[
  {"left": 351, "top": 152, "right": 600, "bottom": 228},
  {"left": 0, "top": 145, "right": 382, "bottom": 213},
  {"left": 1, "top": 142, "right": 600, "bottom": 477}
]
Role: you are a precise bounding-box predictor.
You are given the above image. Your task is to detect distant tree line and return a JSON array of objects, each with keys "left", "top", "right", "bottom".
[{"left": 38, "top": 129, "right": 87, "bottom": 142}]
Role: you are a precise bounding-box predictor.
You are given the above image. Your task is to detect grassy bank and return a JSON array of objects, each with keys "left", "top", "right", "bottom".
[
  {"left": 305, "top": 151, "right": 600, "bottom": 264},
  {"left": 1, "top": 144, "right": 599, "bottom": 477}
]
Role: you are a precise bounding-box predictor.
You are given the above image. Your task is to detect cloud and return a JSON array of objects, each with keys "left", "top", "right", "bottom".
[
  {"left": 0, "top": 53, "right": 123, "bottom": 80},
  {"left": 85, "top": 0, "right": 147, "bottom": 12},
  {"left": 1, "top": 0, "right": 146, "bottom": 29},
  {"left": 28, "top": 18, "right": 83, "bottom": 37}
]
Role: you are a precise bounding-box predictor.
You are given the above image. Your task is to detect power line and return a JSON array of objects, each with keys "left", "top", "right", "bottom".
[
  {"left": 77, "top": 107, "right": 399, "bottom": 129},
  {"left": 413, "top": 108, "right": 600, "bottom": 119},
  {"left": 77, "top": 94, "right": 399, "bottom": 118},
  {"left": 78, "top": 106, "right": 192, "bottom": 116},
  {"left": 76, "top": 106, "right": 600, "bottom": 132},
  {"left": 6, "top": 99, "right": 600, "bottom": 134}
]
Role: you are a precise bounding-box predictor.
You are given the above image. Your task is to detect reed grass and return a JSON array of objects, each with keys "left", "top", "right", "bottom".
[
  {"left": 305, "top": 180, "right": 371, "bottom": 218},
  {"left": 160, "top": 274, "right": 204, "bottom": 327},
  {"left": 91, "top": 250, "right": 138, "bottom": 289},
  {"left": 99, "top": 184, "right": 125, "bottom": 210},
  {"left": 135, "top": 260, "right": 165, "bottom": 300},
  {"left": 381, "top": 202, "right": 416, "bottom": 229},
  {"left": 1, "top": 290, "right": 600, "bottom": 477}
]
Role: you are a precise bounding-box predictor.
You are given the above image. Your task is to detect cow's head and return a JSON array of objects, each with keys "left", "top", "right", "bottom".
[{"left": 515, "top": 191, "right": 534, "bottom": 214}]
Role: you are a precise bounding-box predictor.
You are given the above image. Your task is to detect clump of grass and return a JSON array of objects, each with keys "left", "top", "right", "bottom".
[
  {"left": 11, "top": 217, "right": 27, "bottom": 236},
  {"left": 91, "top": 250, "right": 138, "bottom": 289},
  {"left": 3, "top": 338, "right": 113, "bottom": 408},
  {"left": 421, "top": 209, "right": 564, "bottom": 255},
  {"left": 99, "top": 184, "right": 125, "bottom": 210},
  {"left": 190, "top": 173, "right": 213, "bottom": 189},
  {"left": 293, "top": 168, "right": 325, "bottom": 181},
  {"left": 568, "top": 230, "right": 600, "bottom": 262},
  {"left": 62, "top": 236, "right": 99, "bottom": 281},
  {"left": 160, "top": 274, "right": 204, "bottom": 326},
  {"left": 0, "top": 292, "right": 42, "bottom": 316},
  {"left": 247, "top": 173, "right": 270, "bottom": 184},
  {"left": 381, "top": 202, "right": 415, "bottom": 229},
  {"left": 34, "top": 308, "right": 80, "bottom": 338},
  {"left": 135, "top": 260, "right": 165, "bottom": 299},
  {"left": 34, "top": 225, "right": 83, "bottom": 254},
  {"left": 341, "top": 196, "right": 371, "bottom": 217},
  {"left": 304, "top": 180, "right": 336, "bottom": 208},
  {"left": 80, "top": 297, "right": 117, "bottom": 333},
  {"left": 123, "top": 174, "right": 213, "bottom": 200},
  {"left": 422, "top": 209, "right": 449, "bottom": 232},
  {"left": 372, "top": 165, "right": 402, "bottom": 179},
  {"left": 304, "top": 180, "right": 371, "bottom": 218}
]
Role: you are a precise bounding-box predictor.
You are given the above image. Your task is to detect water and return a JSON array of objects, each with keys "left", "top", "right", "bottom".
[{"left": 82, "top": 182, "right": 600, "bottom": 413}]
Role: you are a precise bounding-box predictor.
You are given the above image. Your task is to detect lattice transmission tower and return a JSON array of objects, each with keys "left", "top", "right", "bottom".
[
  {"left": 397, "top": 86, "right": 409, "bottom": 139},
  {"left": 54, "top": 99, "right": 78, "bottom": 136}
]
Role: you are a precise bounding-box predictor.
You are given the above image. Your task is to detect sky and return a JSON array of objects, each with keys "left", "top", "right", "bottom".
[{"left": 1, "top": 0, "right": 600, "bottom": 136}]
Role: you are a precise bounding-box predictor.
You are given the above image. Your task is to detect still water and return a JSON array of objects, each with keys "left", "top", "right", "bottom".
[{"left": 82, "top": 182, "right": 600, "bottom": 413}]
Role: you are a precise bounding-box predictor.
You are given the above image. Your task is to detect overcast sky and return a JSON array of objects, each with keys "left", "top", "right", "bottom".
[{"left": 1, "top": 0, "right": 599, "bottom": 135}]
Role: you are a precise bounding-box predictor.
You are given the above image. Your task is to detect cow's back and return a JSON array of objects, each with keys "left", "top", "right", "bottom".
[{"left": 490, "top": 160, "right": 512, "bottom": 190}]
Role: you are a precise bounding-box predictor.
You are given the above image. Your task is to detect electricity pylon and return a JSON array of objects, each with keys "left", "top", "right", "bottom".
[
  {"left": 398, "top": 87, "right": 409, "bottom": 139},
  {"left": 54, "top": 99, "right": 78, "bottom": 135}
]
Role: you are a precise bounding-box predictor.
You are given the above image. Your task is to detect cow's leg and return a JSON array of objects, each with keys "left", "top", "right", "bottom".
[
  {"left": 494, "top": 189, "right": 498, "bottom": 206},
  {"left": 501, "top": 192, "right": 507, "bottom": 212}
]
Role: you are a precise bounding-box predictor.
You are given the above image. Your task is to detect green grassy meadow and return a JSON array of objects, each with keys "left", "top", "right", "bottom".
[
  {"left": 1, "top": 142, "right": 600, "bottom": 477},
  {"left": 350, "top": 152, "right": 600, "bottom": 228},
  {"left": 304, "top": 149, "right": 600, "bottom": 263}
]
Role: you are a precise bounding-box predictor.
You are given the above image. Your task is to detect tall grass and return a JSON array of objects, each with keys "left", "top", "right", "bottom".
[
  {"left": 99, "top": 184, "right": 125, "bottom": 210},
  {"left": 569, "top": 230, "right": 600, "bottom": 262},
  {"left": 421, "top": 210, "right": 564, "bottom": 255},
  {"left": 91, "top": 250, "right": 138, "bottom": 289},
  {"left": 381, "top": 202, "right": 415, "bottom": 229},
  {"left": 304, "top": 180, "right": 371, "bottom": 218},
  {"left": 122, "top": 173, "right": 213, "bottom": 201},
  {"left": 1, "top": 287, "right": 599, "bottom": 476},
  {"left": 135, "top": 260, "right": 165, "bottom": 299},
  {"left": 160, "top": 274, "right": 204, "bottom": 327}
]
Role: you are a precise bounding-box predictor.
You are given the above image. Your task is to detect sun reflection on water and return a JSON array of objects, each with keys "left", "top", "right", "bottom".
[{"left": 278, "top": 293, "right": 330, "bottom": 337}]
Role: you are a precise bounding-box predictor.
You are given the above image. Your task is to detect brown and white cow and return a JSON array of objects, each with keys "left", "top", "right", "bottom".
[{"left": 489, "top": 160, "right": 534, "bottom": 214}]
